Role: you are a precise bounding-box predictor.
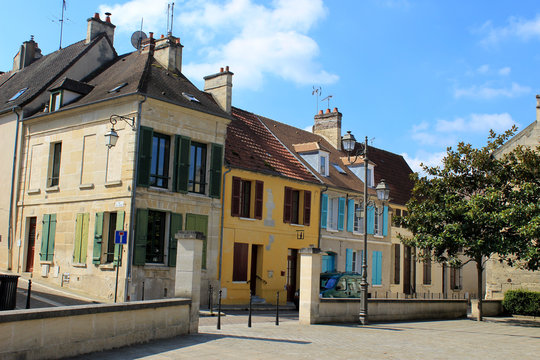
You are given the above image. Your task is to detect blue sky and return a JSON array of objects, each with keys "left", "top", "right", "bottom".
[{"left": 2, "top": 0, "right": 539, "bottom": 173}]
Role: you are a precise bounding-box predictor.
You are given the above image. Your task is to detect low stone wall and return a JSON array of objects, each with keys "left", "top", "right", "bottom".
[
  {"left": 470, "top": 299, "right": 504, "bottom": 318},
  {"left": 316, "top": 298, "right": 468, "bottom": 324},
  {"left": 0, "top": 298, "right": 192, "bottom": 360}
]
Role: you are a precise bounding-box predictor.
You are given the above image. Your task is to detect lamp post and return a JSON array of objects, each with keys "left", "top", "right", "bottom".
[{"left": 342, "top": 131, "right": 390, "bottom": 325}]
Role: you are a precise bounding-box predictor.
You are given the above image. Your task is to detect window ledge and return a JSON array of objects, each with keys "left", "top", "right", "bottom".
[
  {"left": 289, "top": 223, "right": 305, "bottom": 227},
  {"left": 374, "top": 235, "right": 384, "bottom": 239},
  {"left": 143, "top": 264, "right": 170, "bottom": 270},
  {"left": 147, "top": 186, "right": 169, "bottom": 193},
  {"left": 27, "top": 188, "right": 41, "bottom": 195},
  {"left": 99, "top": 263, "right": 115, "bottom": 271},
  {"left": 104, "top": 180, "right": 122, "bottom": 188},
  {"left": 72, "top": 263, "right": 87, "bottom": 268},
  {"left": 232, "top": 281, "right": 248, "bottom": 284},
  {"left": 326, "top": 228, "right": 338, "bottom": 232},
  {"left": 45, "top": 186, "right": 59, "bottom": 193},
  {"left": 40, "top": 261, "right": 53, "bottom": 265},
  {"left": 79, "top": 183, "right": 94, "bottom": 190},
  {"left": 239, "top": 217, "right": 256, "bottom": 221},
  {"left": 353, "top": 231, "right": 365, "bottom": 236},
  {"left": 372, "top": 285, "right": 382, "bottom": 287}
]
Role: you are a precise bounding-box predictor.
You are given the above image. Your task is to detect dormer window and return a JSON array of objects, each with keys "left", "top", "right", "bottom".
[
  {"left": 319, "top": 152, "right": 329, "bottom": 176},
  {"left": 50, "top": 91, "right": 63, "bottom": 112},
  {"left": 348, "top": 164, "right": 374, "bottom": 187},
  {"left": 293, "top": 142, "right": 330, "bottom": 177}
]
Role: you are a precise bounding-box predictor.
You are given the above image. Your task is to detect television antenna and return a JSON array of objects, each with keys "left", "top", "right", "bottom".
[
  {"left": 312, "top": 86, "right": 322, "bottom": 113},
  {"left": 321, "top": 95, "right": 333, "bottom": 110},
  {"left": 167, "top": 2, "right": 175, "bottom": 36}
]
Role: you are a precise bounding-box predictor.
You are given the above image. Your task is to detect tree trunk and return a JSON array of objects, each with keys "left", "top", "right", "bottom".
[{"left": 476, "top": 260, "right": 483, "bottom": 321}]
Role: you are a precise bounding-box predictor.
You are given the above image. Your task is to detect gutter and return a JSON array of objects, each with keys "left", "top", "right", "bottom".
[
  {"left": 7, "top": 106, "right": 21, "bottom": 270},
  {"left": 218, "top": 166, "right": 232, "bottom": 285},
  {"left": 124, "top": 95, "right": 147, "bottom": 301}
]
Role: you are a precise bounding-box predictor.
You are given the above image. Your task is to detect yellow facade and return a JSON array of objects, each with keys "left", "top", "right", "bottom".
[{"left": 220, "top": 168, "right": 322, "bottom": 304}]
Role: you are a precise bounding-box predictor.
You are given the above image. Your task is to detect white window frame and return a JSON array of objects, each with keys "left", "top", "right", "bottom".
[{"left": 327, "top": 197, "right": 339, "bottom": 231}]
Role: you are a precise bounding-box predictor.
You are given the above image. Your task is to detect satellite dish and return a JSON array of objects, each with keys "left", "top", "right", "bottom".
[{"left": 130, "top": 31, "right": 147, "bottom": 50}]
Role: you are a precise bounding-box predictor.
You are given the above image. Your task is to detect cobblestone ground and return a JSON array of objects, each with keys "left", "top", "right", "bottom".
[{"left": 71, "top": 314, "right": 540, "bottom": 360}]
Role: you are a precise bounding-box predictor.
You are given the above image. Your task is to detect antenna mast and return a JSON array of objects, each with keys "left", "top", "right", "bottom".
[
  {"left": 167, "top": 2, "right": 175, "bottom": 36},
  {"left": 312, "top": 86, "right": 322, "bottom": 113},
  {"left": 59, "top": 0, "right": 66, "bottom": 49},
  {"left": 321, "top": 95, "right": 333, "bottom": 110}
]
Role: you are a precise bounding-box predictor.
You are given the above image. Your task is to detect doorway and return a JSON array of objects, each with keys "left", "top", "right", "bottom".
[
  {"left": 286, "top": 249, "right": 298, "bottom": 302},
  {"left": 250, "top": 245, "right": 262, "bottom": 295},
  {"left": 25, "top": 217, "right": 37, "bottom": 272}
]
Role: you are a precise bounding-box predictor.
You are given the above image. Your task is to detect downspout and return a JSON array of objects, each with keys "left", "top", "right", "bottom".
[
  {"left": 8, "top": 107, "right": 21, "bottom": 270},
  {"left": 218, "top": 166, "right": 232, "bottom": 285},
  {"left": 317, "top": 185, "right": 328, "bottom": 248},
  {"left": 124, "top": 95, "right": 147, "bottom": 301}
]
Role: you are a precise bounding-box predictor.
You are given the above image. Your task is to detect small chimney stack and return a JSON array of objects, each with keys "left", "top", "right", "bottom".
[
  {"left": 152, "top": 35, "right": 183, "bottom": 72},
  {"left": 86, "top": 12, "right": 115, "bottom": 45},
  {"left": 12, "top": 36, "right": 42, "bottom": 71},
  {"left": 313, "top": 107, "right": 343, "bottom": 150},
  {"left": 204, "top": 67, "right": 234, "bottom": 114}
]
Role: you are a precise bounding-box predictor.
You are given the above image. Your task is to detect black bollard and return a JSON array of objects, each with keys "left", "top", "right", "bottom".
[
  {"left": 142, "top": 281, "right": 145, "bottom": 301},
  {"left": 217, "top": 289, "right": 222, "bottom": 330},
  {"left": 248, "top": 290, "right": 252, "bottom": 328},
  {"left": 275, "top": 291, "right": 279, "bottom": 326},
  {"left": 26, "top": 279, "right": 32, "bottom": 309},
  {"left": 209, "top": 284, "right": 213, "bottom": 315}
]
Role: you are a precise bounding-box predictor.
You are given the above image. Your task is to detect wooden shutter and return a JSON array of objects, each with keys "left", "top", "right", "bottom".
[
  {"left": 92, "top": 212, "right": 104, "bottom": 264},
  {"left": 177, "top": 136, "right": 191, "bottom": 192},
  {"left": 338, "top": 197, "right": 346, "bottom": 231},
  {"left": 133, "top": 209, "right": 148, "bottom": 265},
  {"left": 367, "top": 205, "right": 375, "bottom": 235},
  {"left": 41, "top": 214, "right": 57, "bottom": 262},
  {"left": 372, "top": 251, "right": 382, "bottom": 285},
  {"left": 345, "top": 248, "right": 353, "bottom": 272},
  {"left": 137, "top": 126, "right": 153, "bottom": 187},
  {"left": 168, "top": 213, "right": 183, "bottom": 267},
  {"left": 283, "top": 187, "right": 292, "bottom": 223},
  {"left": 231, "top": 177, "right": 241, "bottom": 217},
  {"left": 173, "top": 135, "right": 181, "bottom": 192},
  {"left": 321, "top": 193, "right": 328, "bottom": 229},
  {"left": 347, "top": 199, "right": 355, "bottom": 232},
  {"left": 209, "top": 143, "right": 223, "bottom": 198},
  {"left": 394, "top": 244, "right": 400, "bottom": 284},
  {"left": 185, "top": 214, "right": 208, "bottom": 269},
  {"left": 74, "top": 213, "right": 83, "bottom": 263},
  {"left": 254, "top": 181, "right": 264, "bottom": 219},
  {"left": 113, "top": 211, "right": 125, "bottom": 266},
  {"left": 232, "top": 242, "right": 249, "bottom": 281},
  {"left": 382, "top": 206, "right": 388, "bottom": 236},
  {"left": 303, "top": 190, "right": 311, "bottom": 226}
]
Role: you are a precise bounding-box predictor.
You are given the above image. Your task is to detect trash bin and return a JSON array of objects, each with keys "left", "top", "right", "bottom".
[{"left": 0, "top": 274, "right": 19, "bottom": 310}]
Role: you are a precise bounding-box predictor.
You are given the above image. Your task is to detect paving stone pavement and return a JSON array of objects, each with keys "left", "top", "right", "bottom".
[{"left": 70, "top": 315, "right": 540, "bottom": 360}]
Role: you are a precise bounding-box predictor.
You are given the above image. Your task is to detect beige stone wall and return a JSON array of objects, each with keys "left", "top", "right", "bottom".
[{"left": 0, "top": 299, "right": 191, "bottom": 360}]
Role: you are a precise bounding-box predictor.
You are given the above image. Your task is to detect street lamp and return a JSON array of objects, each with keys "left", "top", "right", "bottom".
[
  {"left": 104, "top": 114, "right": 136, "bottom": 149},
  {"left": 342, "top": 132, "right": 390, "bottom": 325}
]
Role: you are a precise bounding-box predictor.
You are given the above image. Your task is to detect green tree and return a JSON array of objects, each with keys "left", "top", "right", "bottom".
[{"left": 400, "top": 127, "right": 539, "bottom": 321}]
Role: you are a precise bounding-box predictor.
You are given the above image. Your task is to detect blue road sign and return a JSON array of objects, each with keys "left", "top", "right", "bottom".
[{"left": 115, "top": 230, "right": 128, "bottom": 244}]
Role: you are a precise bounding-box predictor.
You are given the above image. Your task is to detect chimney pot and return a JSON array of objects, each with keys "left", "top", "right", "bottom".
[
  {"left": 325, "top": 108, "right": 331, "bottom": 114},
  {"left": 149, "top": 32, "right": 154, "bottom": 39},
  {"left": 220, "top": 67, "right": 224, "bottom": 73},
  {"left": 333, "top": 107, "right": 338, "bottom": 113},
  {"left": 226, "top": 65, "right": 230, "bottom": 71},
  {"left": 105, "top": 12, "right": 111, "bottom": 23},
  {"left": 161, "top": 34, "right": 165, "bottom": 39},
  {"left": 318, "top": 110, "right": 323, "bottom": 115},
  {"left": 94, "top": 12, "right": 100, "bottom": 20}
]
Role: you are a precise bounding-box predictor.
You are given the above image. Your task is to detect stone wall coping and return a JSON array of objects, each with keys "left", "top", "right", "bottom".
[
  {"left": 299, "top": 247, "right": 321, "bottom": 254},
  {"left": 320, "top": 298, "right": 468, "bottom": 304},
  {"left": 0, "top": 298, "right": 191, "bottom": 323},
  {"left": 175, "top": 230, "right": 205, "bottom": 240}
]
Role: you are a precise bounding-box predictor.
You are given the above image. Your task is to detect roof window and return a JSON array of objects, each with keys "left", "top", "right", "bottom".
[
  {"left": 108, "top": 83, "right": 128, "bottom": 93},
  {"left": 332, "top": 162, "right": 347, "bottom": 174},
  {"left": 8, "top": 87, "right": 28, "bottom": 102},
  {"left": 182, "top": 92, "right": 200, "bottom": 103}
]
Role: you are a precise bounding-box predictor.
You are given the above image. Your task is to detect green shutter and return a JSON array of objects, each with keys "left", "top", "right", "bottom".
[
  {"left": 81, "top": 213, "right": 89, "bottom": 264},
  {"left": 173, "top": 135, "right": 181, "bottom": 192},
  {"left": 46, "top": 214, "right": 57, "bottom": 262},
  {"left": 185, "top": 213, "right": 208, "bottom": 269},
  {"left": 73, "top": 213, "right": 83, "bottom": 263},
  {"left": 137, "top": 126, "right": 153, "bottom": 187},
  {"left": 168, "top": 213, "right": 183, "bottom": 267},
  {"left": 133, "top": 209, "right": 148, "bottom": 265},
  {"left": 113, "top": 211, "right": 125, "bottom": 266},
  {"left": 177, "top": 136, "right": 191, "bottom": 192},
  {"left": 40, "top": 214, "right": 50, "bottom": 261},
  {"left": 92, "top": 212, "right": 104, "bottom": 264},
  {"left": 209, "top": 143, "right": 223, "bottom": 198}
]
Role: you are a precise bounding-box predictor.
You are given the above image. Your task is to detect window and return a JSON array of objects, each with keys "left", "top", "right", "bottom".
[
  {"left": 450, "top": 266, "right": 461, "bottom": 290},
  {"left": 322, "top": 253, "right": 336, "bottom": 272},
  {"left": 146, "top": 210, "right": 166, "bottom": 263},
  {"left": 150, "top": 133, "right": 170, "bottom": 188},
  {"left": 231, "top": 177, "right": 264, "bottom": 219},
  {"left": 182, "top": 92, "right": 200, "bottom": 103},
  {"left": 73, "top": 213, "right": 89, "bottom": 264},
  {"left": 423, "top": 256, "right": 432, "bottom": 285},
  {"left": 393, "top": 244, "right": 400, "bottom": 284},
  {"left": 93, "top": 212, "right": 125, "bottom": 265},
  {"left": 40, "top": 214, "right": 57, "bottom": 261},
  {"left": 188, "top": 142, "right": 207, "bottom": 194},
  {"left": 346, "top": 248, "right": 363, "bottom": 273},
  {"left": 393, "top": 208, "right": 402, "bottom": 226},
  {"left": 50, "top": 91, "right": 62, "bottom": 112},
  {"left": 348, "top": 164, "right": 374, "bottom": 187},
  {"left": 326, "top": 197, "right": 345, "bottom": 231},
  {"left": 8, "top": 87, "right": 28, "bottom": 102},
  {"left": 48, "top": 142, "right": 62, "bottom": 187},
  {"left": 283, "top": 187, "right": 311, "bottom": 225},
  {"left": 354, "top": 203, "right": 364, "bottom": 233},
  {"left": 372, "top": 251, "right": 382, "bottom": 285},
  {"left": 320, "top": 155, "right": 327, "bottom": 175},
  {"left": 332, "top": 162, "right": 346, "bottom": 174},
  {"left": 233, "top": 242, "right": 249, "bottom": 281}
]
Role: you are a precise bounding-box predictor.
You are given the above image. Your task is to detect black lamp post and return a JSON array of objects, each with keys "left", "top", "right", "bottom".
[{"left": 342, "top": 131, "right": 390, "bottom": 325}]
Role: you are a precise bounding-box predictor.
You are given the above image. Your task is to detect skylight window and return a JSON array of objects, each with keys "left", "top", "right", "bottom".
[
  {"left": 8, "top": 88, "right": 28, "bottom": 102},
  {"left": 182, "top": 92, "right": 200, "bottom": 103},
  {"left": 108, "top": 83, "right": 127, "bottom": 93},
  {"left": 332, "top": 162, "right": 347, "bottom": 174}
]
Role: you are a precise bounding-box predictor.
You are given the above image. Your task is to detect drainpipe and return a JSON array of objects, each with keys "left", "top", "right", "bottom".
[
  {"left": 124, "top": 95, "right": 147, "bottom": 301},
  {"left": 7, "top": 107, "right": 22, "bottom": 270},
  {"left": 317, "top": 185, "right": 328, "bottom": 248},
  {"left": 218, "top": 166, "right": 232, "bottom": 285}
]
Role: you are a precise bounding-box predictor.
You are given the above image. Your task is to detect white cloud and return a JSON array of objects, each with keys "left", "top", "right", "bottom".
[
  {"left": 479, "top": 15, "right": 540, "bottom": 45},
  {"left": 401, "top": 151, "right": 446, "bottom": 175},
  {"left": 477, "top": 64, "right": 489, "bottom": 74},
  {"left": 498, "top": 67, "right": 511, "bottom": 76},
  {"left": 435, "top": 113, "right": 516, "bottom": 134},
  {"left": 99, "top": 0, "right": 170, "bottom": 33},
  {"left": 454, "top": 82, "right": 530, "bottom": 99}
]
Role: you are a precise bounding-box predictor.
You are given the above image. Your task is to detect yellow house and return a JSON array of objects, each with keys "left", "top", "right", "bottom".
[{"left": 220, "top": 108, "right": 322, "bottom": 305}]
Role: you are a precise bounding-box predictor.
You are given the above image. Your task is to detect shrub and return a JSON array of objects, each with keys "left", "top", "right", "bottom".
[{"left": 502, "top": 289, "right": 540, "bottom": 316}]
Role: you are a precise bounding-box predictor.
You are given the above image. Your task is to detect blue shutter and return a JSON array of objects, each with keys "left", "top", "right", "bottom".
[
  {"left": 321, "top": 194, "right": 328, "bottom": 229},
  {"left": 367, "top": 205, "right": 375, "bottom": 234},
  {"left": 338, "top": 197, "right": 345, "bottom": 231},
  {"left": 345, "top": 248, "right": 353, "bottom": 272},
  {"left": 382, "top": 206, "right": 388, "bottom": 236},
  {"left": 372, "top": 251, "right": 382, "bottom": 285},
  {"left": 347, "top": 199, "right": 354, "bottom": 232}
]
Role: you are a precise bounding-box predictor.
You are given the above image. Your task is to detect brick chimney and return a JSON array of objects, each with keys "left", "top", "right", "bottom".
[
  {"left": 12, "top": 36, "right": 42, "bottom": 71},
  {"left": 86, "top": 12, "right": 115, "bottom": 45},
  {"left": 204, "top": 66, "right": 234, "bottom": 114},
  {"left": 152, "top": 35, "right": 183, "bottom": 73},
  {"left": 313, "top": 107, "right": 342, "bottom": 150}
]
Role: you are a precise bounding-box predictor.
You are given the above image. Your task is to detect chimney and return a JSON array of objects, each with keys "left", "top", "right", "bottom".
[
  {"left": 12, "top": 36, "right": 42, "bottom": 71},
  {"left": 204, "top": 66, "right": 234, "bottom": 114},
  {"left": 152, "top": 35, "right": 183, "bottom": 72},
  {"left": 313, "top": 107, "right": 342, "bottom": 150},
  {"left": 86, "top": 12, "right": 115, "bottom": 45}
]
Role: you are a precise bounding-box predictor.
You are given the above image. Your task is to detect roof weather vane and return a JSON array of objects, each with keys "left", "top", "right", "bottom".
[{"left": 312, "top": 86, "right": 322, "bottom": 113}]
